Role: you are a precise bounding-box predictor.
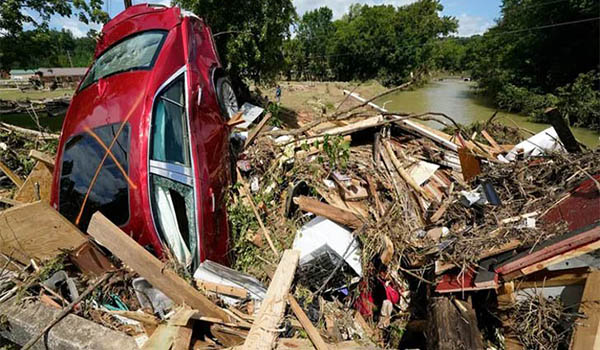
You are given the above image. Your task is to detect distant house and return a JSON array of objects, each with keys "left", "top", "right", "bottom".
[
  {"left": 35, "top": 67, "right": 89, "bottom": 88},
  {"left": 10, "top": 69, "right": 37, "bottom": 80}
]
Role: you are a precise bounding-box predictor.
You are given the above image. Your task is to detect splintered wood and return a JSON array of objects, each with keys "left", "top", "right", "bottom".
[{"left": 243, "top": 250, "right": 300, "bottom": 350}]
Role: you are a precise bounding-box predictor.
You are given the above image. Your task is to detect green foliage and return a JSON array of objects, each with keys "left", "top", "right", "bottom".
[
  {"left": 467, "top": 0, "right": 600, "bottom": 130},
  {"left": 226, "top": 188, "right": 261, "bottom": 273},
  {"left": 0, "top": 28, "right": 97, "bottom": 70},
  {"left": 317, "top": 134, "right": 350, "bottom": 170},
  {"left": 0, "top": 0, "right": 108, "bottom": 36},
  {"left": 267, "top": 103, "right": 283, "bottom": 127},
  {"left": 174, "top": 0, "right": 296, "bottom": 85},
  {"left": 555, "top": 71, "right": 600, "bottom": 130},
  {"left": 283, "top": 1, "right": 457, "bottom": 85}
]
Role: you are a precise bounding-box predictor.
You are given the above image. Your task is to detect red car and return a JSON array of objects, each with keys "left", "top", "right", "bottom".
[{"left": 50, "top": 4, "right": 239, "bottom": 269}]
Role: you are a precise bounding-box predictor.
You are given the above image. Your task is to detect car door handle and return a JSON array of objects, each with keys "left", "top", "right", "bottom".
[{"left": 197, "top": 87, "right": 202, "bottom": 106}]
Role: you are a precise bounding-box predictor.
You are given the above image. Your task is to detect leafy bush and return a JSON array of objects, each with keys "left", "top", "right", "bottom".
[{"left": 555, "top": 71, "right": 600, "bottom": 130}]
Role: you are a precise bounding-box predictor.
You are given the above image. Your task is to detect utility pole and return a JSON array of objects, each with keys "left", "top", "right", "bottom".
[{"left": 124, "top": 0, "right": 132, "bottom": 8}]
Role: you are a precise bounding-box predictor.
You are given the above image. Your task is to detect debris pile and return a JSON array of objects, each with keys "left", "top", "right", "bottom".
[{"left": 0, "top": 86, "right": 598, "bottom": 350}]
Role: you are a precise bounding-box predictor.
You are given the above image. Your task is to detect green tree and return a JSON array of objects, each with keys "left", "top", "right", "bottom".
[
  {"left": 329, "top": 1, "right": 457, "bottom": 85},
  {"left": 174, "top": 0, "right": 296, "bottom": 86},
  {"left": 296, "top": 7, "right": 335, "bottom": 80},
  {"left": 0, "top": 0, "right": 108, "bottom": 35}
]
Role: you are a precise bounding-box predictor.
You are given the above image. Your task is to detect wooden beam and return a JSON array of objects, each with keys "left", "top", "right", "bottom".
[
  {"left": 0, "top": 160, "right": 24, "bottom": 188},
  {"left": 0, "top": 201, "right": 87, "bottom": 265},
  {"left": 242, "top": 250, "right": 300, "bottom": 350},
  {"left": 87, "top": 212, "right": 230, "bottom": 321},
  {"left": 517, "top": 239, "right": 600, "bottom": 278},
  {"left": 382, "top": 141, "right": 429, "bottom": 200},
  {"left": 481, "top": 130, "right": 502, "bottom": 154},
  {"left": 244, "top": 112, "right": 272, "bottom": 149},
  {"left": 196, "top": 279, "right": 248, "bottom": 299},
  {"left": 294, "top": 196, "right": 362, "bottom": 229},
  {"left": 571, "top": 271, "right": 600, "bottom": 350},
  {"left": 28, "top": 150, "right": 55, "bottom": 169},
  {"left": 288, "top": 295, "right": 329, "bottom": 350}
]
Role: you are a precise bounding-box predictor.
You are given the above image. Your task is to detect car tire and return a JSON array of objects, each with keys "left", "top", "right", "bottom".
[{"left": 215, "top": 77, "right": 239, "bottom": 120}]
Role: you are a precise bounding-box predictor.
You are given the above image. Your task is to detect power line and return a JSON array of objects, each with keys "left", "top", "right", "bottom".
[{"left": 488, "top": 16, "right": 600, "bottom": 36}]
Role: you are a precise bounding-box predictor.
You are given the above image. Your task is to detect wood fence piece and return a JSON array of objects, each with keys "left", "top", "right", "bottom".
[
  {"left": 294, "top": 196, "right": 362, "bottom": 229},
  {"left": 0, "top": 160, "right": 24, "bottom": 188},
  {"left": 288, "top": 295, "right": 330, "bottom": 350},
  {"left": 87, "top": 212, "right": 230, "bottom": 321},
  {"left": 571, "top": 271, "right": 600, "bottom": 349},
  {"left": 0, "top": 201, "right": 87, "bottom": 265},
  {"left": 244, "top": 112, "right": 272, "bottom": 149},
  {"left": 242, "top": 249, "right": 300, "bottom": 350},
  {"left": 28, "top": 150, "right": 55, "bottom": 169}
]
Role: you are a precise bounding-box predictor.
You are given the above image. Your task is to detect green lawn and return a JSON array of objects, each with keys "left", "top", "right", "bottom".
[{"left": 0, "top": 88, "right": 73, "bottom": 101}]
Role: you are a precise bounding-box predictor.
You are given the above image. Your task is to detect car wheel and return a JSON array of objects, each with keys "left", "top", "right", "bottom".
[{"left": 215, "top": 77, "right": 239, "bottom": 120}]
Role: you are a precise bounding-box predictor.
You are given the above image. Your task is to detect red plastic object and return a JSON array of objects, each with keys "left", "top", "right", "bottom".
[{"left": 50, "top": 4, "right": 231, "bottom": 266}]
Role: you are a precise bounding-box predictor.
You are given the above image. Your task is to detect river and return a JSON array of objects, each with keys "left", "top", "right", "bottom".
[{"left": 378, "top": 79, "right": 599, "bottom": 148}]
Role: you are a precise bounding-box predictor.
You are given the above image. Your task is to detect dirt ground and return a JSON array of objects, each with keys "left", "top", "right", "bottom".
[{"left": 258, "top": 80, "right": 388, "bottom": 115}]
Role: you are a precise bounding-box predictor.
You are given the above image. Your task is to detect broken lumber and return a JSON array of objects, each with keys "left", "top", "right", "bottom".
[
  {"left": 87, "top": 212, "right": 231, "bottom": 321},
  {"left": 242, "top": 249, "right": 300, "bottom": 350},
  {"left": 294, "top": 196, "right": 362, "bottom": 229},
  {"left": 382, "top": 140, "right": 429, "bottom": 199},
  {"left": 245, "top": 112, "right": 272, "bottom": 149},
  {"left": 570, "top": 271, "right": 600, "bottom": 350},
  {"left": 516, "top": 267, "right": 589, "bottom": 289},
  {"left": 0, "top": 201, "right": 87, "bottom": 265},
  {"left": 28, "top": 150, "right": 55, "bottom": 169},
  {"left": 0, "top": 160, "right": 24, "bottom": 188},
  {"left": 288, "top": 295, "right": 329, "bottom": 350},
  {"left": 14, "top": 161, "right": 53, "bottom": 203}
]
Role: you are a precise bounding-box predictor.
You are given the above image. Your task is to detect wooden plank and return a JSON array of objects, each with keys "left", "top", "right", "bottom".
[
  {"left": 242, "top": 250, "right": 300, "bottom": 350},
  {"left": 196, "top": 279, "right": 248, "bottom": 299},
  {"left": 294, "top": 196, "right": 362, "bottom": 229},
  {"left": 288, "top": 295, "right": 329, "bottom": 350},
  {"left": 0, "top": 201, "right": 87, "bottom": 265},
  {"left": 142, "top": 324, "right": 179, "bottom": 350},
  {"left": 87, "top": 212, "right": 230, "bottom": 321},
  {"left": 14, "top": 161, "right": 53, "bottom": 203},
  {"left": 0, "top": 160, "right": 24, "bottom": 188},
  {"left": 173, "top": 326, "right": 194, "bottom": 350},
  {"left": 244, "top": 112, "right": 272, "bottom": 149},
  {"left": 28, "top": 150, "right": 55, "bottom": 169},
  {"left": 481, "top": 130, "right": 502, "bottom": 153},
  {"left": 383, "top": 140, "right": 430, "bottom": 200},
  {"left": 0, "top": 197, "right": 24, "bottom": 207},
  {"left": 571, "top": 271, "right": 600, "bottom": 350}
]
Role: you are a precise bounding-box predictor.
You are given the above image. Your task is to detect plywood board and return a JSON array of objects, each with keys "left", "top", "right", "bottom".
[
  {"left": 571, "top": 271, "right": 600, "bottom": 350},
  {"left": 0, "top": 201, "right": 86, "bottom": 264}
]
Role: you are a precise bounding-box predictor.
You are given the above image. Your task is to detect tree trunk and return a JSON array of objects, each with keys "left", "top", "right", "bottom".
[{"left": 426, "top": 297, "right": 484, "bottom": 350}]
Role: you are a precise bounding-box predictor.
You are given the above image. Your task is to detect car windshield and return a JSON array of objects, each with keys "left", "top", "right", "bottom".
[{"left": 79, "top": 30, "right": 167, "bottom": 91}]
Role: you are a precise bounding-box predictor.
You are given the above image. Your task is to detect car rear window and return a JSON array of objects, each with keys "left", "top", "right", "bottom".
[
  {"left": 79, "top": 30, "right": 167, "bottom": 91},
  {"left": 59, "top": 123, "right": 130, "bottom": 230}
]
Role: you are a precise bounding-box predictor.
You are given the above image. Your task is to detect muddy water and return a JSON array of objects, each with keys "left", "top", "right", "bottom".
[{"left": 378, "top": 79, "right": 599, "bottom": 148}]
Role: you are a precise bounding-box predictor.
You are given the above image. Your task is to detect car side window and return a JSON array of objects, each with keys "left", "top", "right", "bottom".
[
  {"left": 150, "top": 77, "right": 190, "bottom": 166},
  {"left": 149, "top": 72, "right": 198, "bottom": 269}
]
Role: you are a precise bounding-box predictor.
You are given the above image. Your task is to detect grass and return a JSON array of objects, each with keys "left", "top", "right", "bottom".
[
  {"left": 258, "top": 80, "right": 388, "bottom": 115},
  {"left": 0, "top": 88, "right": 74, "bottom": 101}
]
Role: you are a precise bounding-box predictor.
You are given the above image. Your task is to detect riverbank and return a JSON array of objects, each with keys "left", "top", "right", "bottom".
[{"left": 262, "top": 79, "right": 599, "bottom": 148}]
